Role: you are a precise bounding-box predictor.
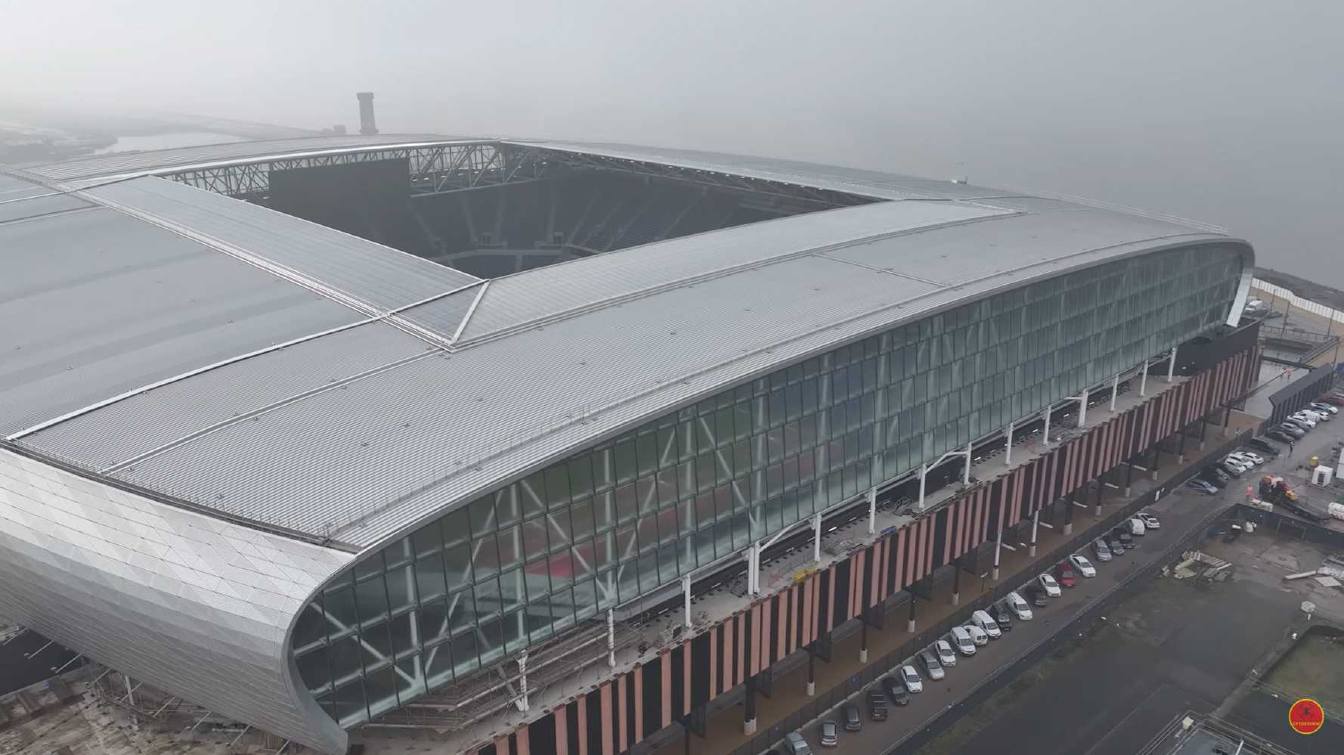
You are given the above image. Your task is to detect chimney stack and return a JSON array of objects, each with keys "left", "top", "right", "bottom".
[{"left": 356, "top": 92, "right": 378, "bottom": 135}]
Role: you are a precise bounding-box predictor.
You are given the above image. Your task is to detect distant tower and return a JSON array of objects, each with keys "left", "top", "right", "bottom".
[{"left": 356, "top": 92, "right": 378, "bottom": 135}]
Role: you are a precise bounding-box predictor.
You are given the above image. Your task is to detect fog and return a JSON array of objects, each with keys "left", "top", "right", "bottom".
[{"left": 3, "top": 0, "right": 1341, "bottom": 285}]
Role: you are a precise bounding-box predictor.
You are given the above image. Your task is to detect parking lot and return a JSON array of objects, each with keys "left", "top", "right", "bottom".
[{"left": 789, "top": 478, "right": 1230, "bottom": 755}]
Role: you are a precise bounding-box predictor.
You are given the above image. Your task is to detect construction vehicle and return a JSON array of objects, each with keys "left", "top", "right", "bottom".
[{"left": 1258, "top": 475, "right": 1298, "bottom": 504}]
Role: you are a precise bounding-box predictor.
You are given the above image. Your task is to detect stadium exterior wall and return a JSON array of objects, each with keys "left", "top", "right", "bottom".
[
  {"left": 465, "top": 341, "right": 1260, "bottom": 755},
  {"left": 0, "top": 448, "right": 353, "bottom": 754},
  {"left": 293, "top": 243, "right": 1247, "bottom": 729}
]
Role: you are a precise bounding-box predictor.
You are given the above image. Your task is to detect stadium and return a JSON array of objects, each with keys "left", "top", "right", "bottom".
[{"left": 0, "top": 134, "right": 1259, "bottom": 754}]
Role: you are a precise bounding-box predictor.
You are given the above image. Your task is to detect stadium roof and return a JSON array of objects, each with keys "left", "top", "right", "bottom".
[{"left": 2, "top": 136, "right": 1250, "bottom": 550}]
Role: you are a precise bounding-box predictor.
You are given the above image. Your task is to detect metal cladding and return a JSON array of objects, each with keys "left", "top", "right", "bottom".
[
  {"left": 0, "top": 448, "right": 353, "bottom": 753},
  {"left": 0, "top": 136, "right": 1256, "bottom": 752}
]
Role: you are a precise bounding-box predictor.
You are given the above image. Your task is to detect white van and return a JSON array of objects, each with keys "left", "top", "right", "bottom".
[
  {"left": 1128, "top": 517, "right": 1146, "bottom": 537},
  {"left": 948, "top": 625, "right": 977, "bottom": 656},
  {"left": 964, "top": 623, "right": 989, "bottom": 646},
  {"left": 970, "top": 609, "right": 1002, "bottom": 639}
]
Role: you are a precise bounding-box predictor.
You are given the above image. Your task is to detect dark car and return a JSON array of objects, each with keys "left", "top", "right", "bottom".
[
  {"left": 867, "top": 690, "right": 888, "bottom": 721},
  {"left": 1266, "top": 429, "right": 1296, "bottom": 443},
  {"left": 992, "top": 602, "right": 1013, "bottom": 632},
  {"left": 1106, "top": 537, "right": 1126, "bottom": 556},
  {"left": 1199, "top": 470, "right": 1228, "bottom": 488},
  {"left": 1111, "top": 527, "right": 1134, "bottom": 547},
  {"left": 1205, "top": 465, "right": 1232, "bottom": 484},
  {"left": 882, "top": 675, "right": 911, "bottom": 706},
  {"left": 843, "top": 703, "right": 862, "bottom": 732},
  {"left": 1278, "top": 422, "right": 1307, "bottom": 439},
  {"left": 1025, "top": 584, "right": 1049, "bottom": 607},
  {"left": 1246, "top": 438, "right": 1280, "bottom": 457}
]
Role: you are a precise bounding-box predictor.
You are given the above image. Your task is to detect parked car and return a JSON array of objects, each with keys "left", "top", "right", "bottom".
[
  {"left": 1266, "top": 429, "right": 1297, "bottom": 443},
  {"left": 1286, "top": 414, "right": 1316, "bottom": 429},
  {"left": 819, "top": 720, "right": 838, "bottom": 747},
  {"left": 971, "top": 609, "right": 1002, "bottom": 639},
  {"left": 1093, "top": 539, "right": 1113, "bottom": 562},
  {"left": 867, "top": 690, "right": 888, "bottom": 721},
  {"left": 964, "top": 623, "right": 990, "bottom": 646},
  {"left": 1069, "top": 553, "right": 1097, "bottom": 577},
  {"left": 1226, "top": 451, "right": 1260, "bottom": 467},
  {"left": 1053, "top": 558, "right": 1075, "bottom": 588},
  {"left": 1301, "top": 408, "right": 1330, "bottom": 422},
  {"left": 1037, "top": 572, "right": 1062, "bottom": 597},
  {"left": 1320, "top": 394, "right": 1344, "bottom": 407},
  {"left": 882, "top": 676, "right": 910, "bottom": 706},
  {"left": 843, "top": 703, "right": 862, "bottom": 732},
  {"left": 1186, "top": 478, "right": 1218, "bottom": 495},
  {"left": 1309, "top": 402, "right": 1338, "bottom": 415},
  {"left": 1205, "top": 465, "right": 1232, "bottom": 484},
  {"left": 1005, "top": 591, "right": 1033, "bottom": 620},
  {"left": 1106, "top": 536, "right": 1126, "bottom": 555},
  {"left": 1236, "top": 450, "right": 1266, "bottom": 465},
  {"left": 949, "top": 626, "right": 977, "bottom": 656},
  {"left": 1246, "top": 437, "right": 1281, "bottom": 456},
  {"left": 920, "top": 648, "right": 945, "bottom": 680},
  {"left": 935, "top": 639, "right": 958, "bottom": 666},
  {"left": 1221, "top": 457, "right": 1250, "bottom": 475},
  {"left": 1277, "top": 422, "right": 1307, "bottom": 439},
  {"left": 1128, "top": 517, "right": 1147, "bottom": 536},
  {"left": 1138, "top": 511, "right": 1161, "bottom": 530},
  {"left": 992, "top": 602, "right": 1013, "bottom": 632},
  {"left": 900, "top": 664, "right": 923, "bottom": 693},
  {"left": 1111, "top": 527, "right": 1134, "bottom": 547},
  {"left": 784, "top": 731, "right": 813, "bottom": 755},
  {"left": 1025, "top": 584, "right": 1050, "bottom": 607}
]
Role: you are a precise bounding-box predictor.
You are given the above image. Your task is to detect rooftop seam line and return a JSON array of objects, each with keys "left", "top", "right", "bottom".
[
  {"left": 78, "top": 179, "right": 466, "bottom": 355},
  {"left": 815, "top": 254, "right": 949, "bottom": 286},
  {"left": 4, "top": 318, "right": 373, "bottom": 441},
  {"left": 450, "top": 280, "right": 491, "bottom": 344},
  {"left": 99, "top": 349, "right": 439, "bottom": 475},
  {"left": 6, "top": 279, "right": 482, "bottom": 443},
  {"left": 454, "top": 211, "right": 1021, "bottom": 346}
]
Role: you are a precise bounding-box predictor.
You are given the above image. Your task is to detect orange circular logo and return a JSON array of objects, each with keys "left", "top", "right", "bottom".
[{"left": 1289, "top": 698, "right": 1324, "bottom": 735}]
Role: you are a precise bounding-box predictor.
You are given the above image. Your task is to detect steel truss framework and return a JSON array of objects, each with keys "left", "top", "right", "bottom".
[{"left": 158, "top": 141, "right": 872, "bottom": 210}]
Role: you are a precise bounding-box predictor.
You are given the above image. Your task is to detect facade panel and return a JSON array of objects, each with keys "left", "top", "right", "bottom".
[{"left": 297, "top": 245, "right": 1243, "bottom": 725}]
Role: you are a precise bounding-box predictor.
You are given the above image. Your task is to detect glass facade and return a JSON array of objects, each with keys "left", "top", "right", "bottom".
[{"left": 293, "top": 245, "right": 1243, "bottom": 726}]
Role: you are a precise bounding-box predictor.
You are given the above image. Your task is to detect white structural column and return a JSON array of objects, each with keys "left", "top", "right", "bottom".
[
  {"left": 812, "top": 513, "right": 822, "bottom": 562},
  {"left": 1029, "top": 509, "right": 1040, "bottom": 557},
  {"left": 607, "top": 609, "right": 616, "bottom": 667},
  {"left": 1140, "top": 360, "right": 1149, "bottom": 396},
  {"left": 682, "top": 574, "right": 693, "bottom": 629},
  {"left": 1110, "top": 373, "right": 1120, "bottom": 411},
  {"left": 1167, "top": 346, "right": 1178, "bottom": 382},
  {"left": 1078, "top": 392, "right": 1089, "bottom": 428},
  {"left": 517, "top": 653, "right": 530, "bottom": 712},
  {"left": 917, "top": 463, "right": 929, "bottom": 510},
  {"left": 867, "top": 487, "right": 877, "bottom": 534},
  {"left": 1042, "top": 406, "right": 1052, "bottom": 446},
  {"left": 963, "top": 442, "right": 973, "bottom": 485},
  {"left": 1005, "top": 420, "right": 1015, "bottom": 466}
]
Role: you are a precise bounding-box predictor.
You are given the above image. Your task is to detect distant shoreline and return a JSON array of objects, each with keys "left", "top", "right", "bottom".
[{"left": 1256, "top": 267, "right": 1344, "bottom": 312}]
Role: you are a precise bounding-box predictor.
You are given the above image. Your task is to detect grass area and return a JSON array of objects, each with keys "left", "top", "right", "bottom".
[{"left": 1264, "top": 630, "right": 1344, "bottom": 717}]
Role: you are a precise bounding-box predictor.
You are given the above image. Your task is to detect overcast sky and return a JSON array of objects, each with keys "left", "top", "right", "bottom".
[{"left": 3, "top": 0, "right": 1341, "bottom": 285}]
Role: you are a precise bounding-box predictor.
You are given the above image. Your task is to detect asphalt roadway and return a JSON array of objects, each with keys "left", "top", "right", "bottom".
[
  {"left": 0, "top": 629, "right": 82, "bottom": 696},
  {"left": 794, "top": 477, "right": 1233, "bottom": 755}
]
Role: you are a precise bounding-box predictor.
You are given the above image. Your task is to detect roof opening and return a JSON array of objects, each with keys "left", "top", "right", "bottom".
[{"left": 161, "top": 141, "right": 879, "bottom": 278}]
